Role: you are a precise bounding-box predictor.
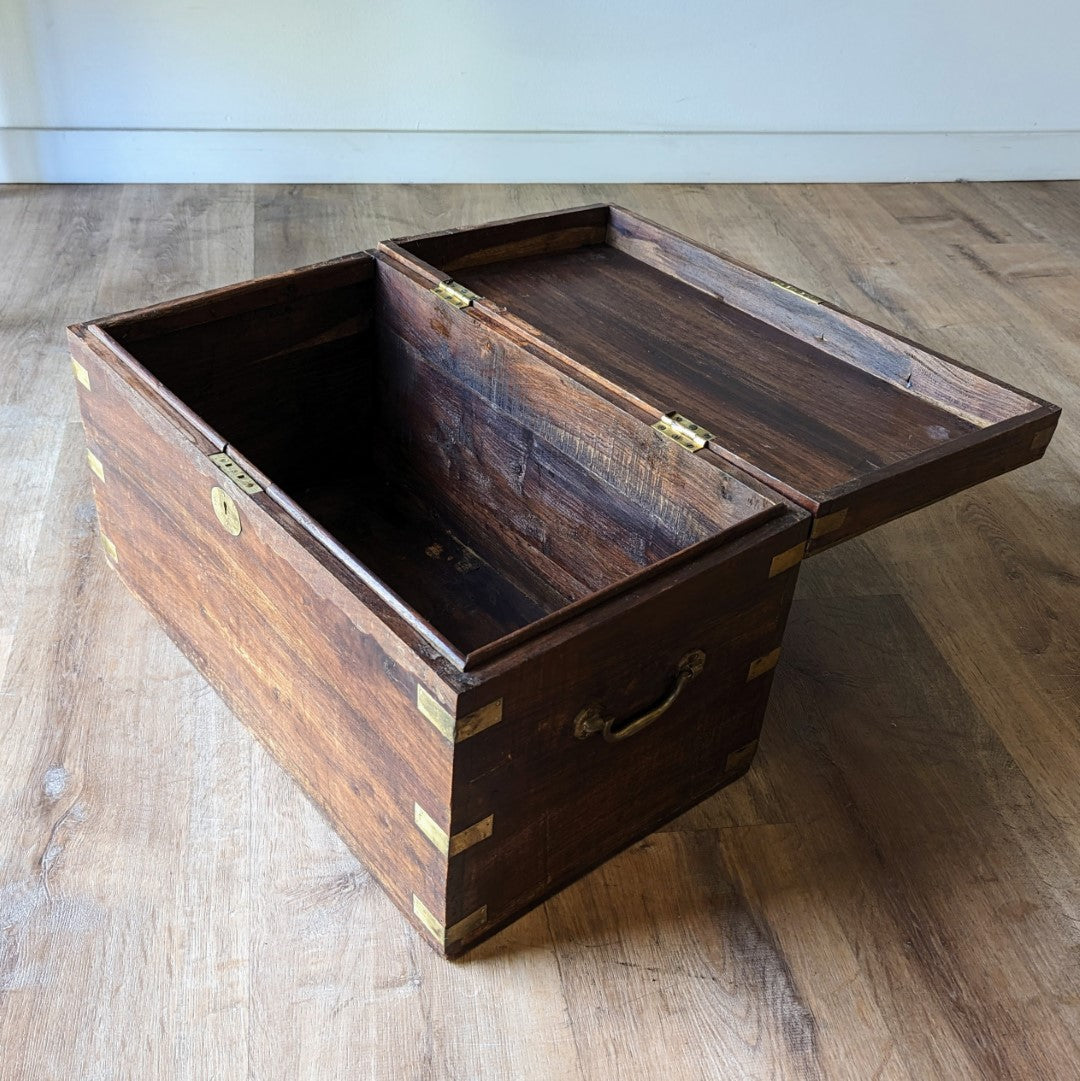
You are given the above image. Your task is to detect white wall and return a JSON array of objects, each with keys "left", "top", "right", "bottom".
[{"left": 2, "top": 0, "right": 1079, "bottom": 182}]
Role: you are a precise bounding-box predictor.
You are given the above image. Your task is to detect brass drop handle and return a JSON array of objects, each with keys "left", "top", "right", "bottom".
[{"left": 574, "top": 650, "right": 706, "bottom": 742}]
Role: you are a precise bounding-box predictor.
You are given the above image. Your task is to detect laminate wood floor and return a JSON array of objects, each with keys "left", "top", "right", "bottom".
[{"left": 1, "top": 182, "right": 1077, "bottom": 1080}]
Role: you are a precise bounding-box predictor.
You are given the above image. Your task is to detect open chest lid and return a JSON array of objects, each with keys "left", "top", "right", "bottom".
[{"left": 380, "top": 204, "right": 1060, "bottom": 552}]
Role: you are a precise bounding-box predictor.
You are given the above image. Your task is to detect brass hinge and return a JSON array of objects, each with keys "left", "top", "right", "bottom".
[
  {"left": 208, "top": 452, "right": 262, "bottom": 495},
  {"left": 770, "top": 278, "right": 822, "bottom": 305},
  {"left": 432, "top": 280, "right": 481, "bottom": 309},
  {"left": 652, "top": 412, "right": 713, "bottom": 452}
]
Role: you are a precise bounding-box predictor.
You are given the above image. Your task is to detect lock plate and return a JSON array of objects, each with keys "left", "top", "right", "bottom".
[{"left": 208, "top": 452, "right": 263, "bottom": 494}]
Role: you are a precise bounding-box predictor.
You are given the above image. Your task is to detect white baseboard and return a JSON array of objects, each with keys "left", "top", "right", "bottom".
[{"left": 2, "top": 129, "right": 1079, "bottom": 184}]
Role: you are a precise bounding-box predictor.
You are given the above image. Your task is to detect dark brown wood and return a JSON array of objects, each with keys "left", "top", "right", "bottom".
[
  {"left": 96, "top": 250, "right": 373, "bottom": 339},
  {"left": 605, "top": 206, "right": 1050, "bottom": 425},
  {"left": 460, "top": 246, "right": 981, "bottom": 489},
  {"left": 372, "top": 256, "right": 783, "bottom": 663},
  {"left": 65, "top": 200, "right": 1060, "bottom": 960},
  {"left": 69, "top": 323, "right": 463, "bottom": 948},
  {"left": 391, "top": 204, "right": 609, "bottom": 275},
  {"left": 442, "top": 506, "right": 808, "bottom": 956},
  {"left": 384, "top": 205, "right": 1059, "bottom": 550},
  {"left": 95, "top": 247, "right": 785, "bottom": 667},
  {"left": 100, "top": 253, "right": 376, "bottom": 495},
  {"left": 68, "top": 243, "right": 813, "bottom": 956}
]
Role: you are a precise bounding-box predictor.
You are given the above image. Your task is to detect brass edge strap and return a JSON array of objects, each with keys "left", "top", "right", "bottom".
[
  {"left": 1030, "top": 427, "right": 1055, "bottom": 451},
  {"left": 769, "top": 541, "right": 805, "bottom": 577},
  {"left": 412, "top": 896, "right": 488, "bottom": 945},
  {"left": 746, "top": 648, "right": 781, "bottom": 681},
  {"left": 100, "top": 531, "right": 118, "bottom": 563},
  {"left": 769, "top": 278, "right": 823, "bottom": 305},
  {"left": 417, "top": 686, "right": 503, "bottom": 743},
  {"left": 71, "top": 358, "right": 91, "bottom": 389},
  {"left": 724, "top": 739, "right": 759, "bottom": 772},
  {"left": 810, "top": 508, "right": 848, "bottom": 539},
  {"left": 86, "top": 449, "right": 105, "bottom": 482},
  {"left": 414, "top": 804, "right": 494, "bottom": 857}
]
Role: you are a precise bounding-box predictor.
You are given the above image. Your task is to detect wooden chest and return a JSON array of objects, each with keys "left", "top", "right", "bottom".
[{"left": 68, "top": 205, "right": 1059, "bottom": 957}]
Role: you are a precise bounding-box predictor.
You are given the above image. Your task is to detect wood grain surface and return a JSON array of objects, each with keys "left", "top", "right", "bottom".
[
  {"left": 387, "top": 205, "right": 1057, "bottom": 552},
  {"left": 69, "top": 264, "right": 807, "bottom": 957},
  {"left": 1, "top": 182, "right": 1078, "bottom": 1079}
]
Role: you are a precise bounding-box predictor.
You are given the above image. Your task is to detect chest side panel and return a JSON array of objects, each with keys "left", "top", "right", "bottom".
[
  {"left": 70, "top": 327, "right": 458, "bottom": 943},
  {"left": 441, "top": 510, "right": 809, "bottom": 955}
]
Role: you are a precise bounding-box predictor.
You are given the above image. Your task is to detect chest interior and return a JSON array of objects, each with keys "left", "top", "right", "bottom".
[{"left": 101, "top": 254, "right": 783, "bottom": 666}]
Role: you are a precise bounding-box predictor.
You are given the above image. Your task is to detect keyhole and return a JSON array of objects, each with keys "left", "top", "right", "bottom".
[{"left": 211, "top": 486, "right": 241, "bottom": 536}]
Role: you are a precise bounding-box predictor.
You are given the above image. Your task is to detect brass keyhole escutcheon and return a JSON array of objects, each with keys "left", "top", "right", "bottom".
[{"left": 211, "top": 486, "right": 241, "bottom": 536}]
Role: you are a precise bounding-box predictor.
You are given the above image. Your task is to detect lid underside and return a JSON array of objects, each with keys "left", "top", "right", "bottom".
[
  {"left": 384, "top": 203, "right": 1057, "bottom": 543},
  {"left": 457, "top": 245, "right": 978, "bottom": 505}
]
